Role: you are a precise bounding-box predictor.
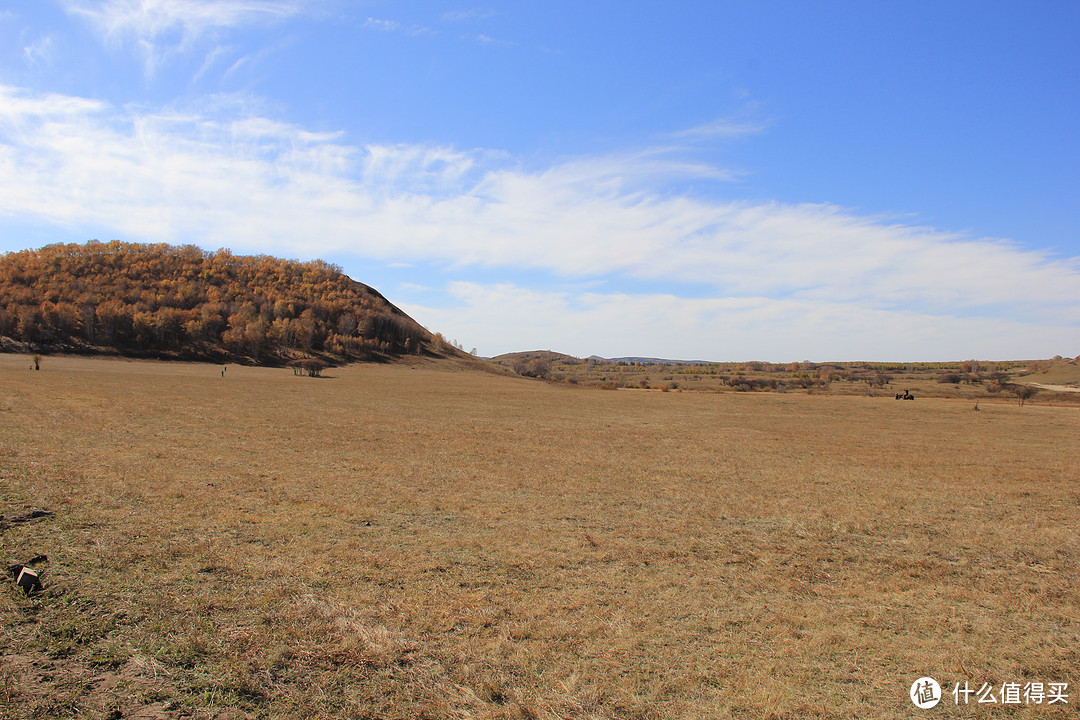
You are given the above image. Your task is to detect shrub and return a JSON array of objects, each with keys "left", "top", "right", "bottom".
[
  {"left": 512, "top": 357, "right": 551, "bottom": 379},
  {"left": 289, "top": 358, "right": 329, "bottom": 377}
]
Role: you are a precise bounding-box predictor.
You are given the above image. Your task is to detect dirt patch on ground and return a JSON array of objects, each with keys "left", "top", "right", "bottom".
[
  {"left": 1, "top": 647, "right": 182, "bottom": 719},
  {"left": 1021, "top": 382, "right": 1080, "bottom": 393}
]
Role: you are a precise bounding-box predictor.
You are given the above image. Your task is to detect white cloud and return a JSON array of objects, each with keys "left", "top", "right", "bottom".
[
  {"left": 398, "top": 282, "right": 432, "bottom": 293},
  {"left": 672, "top": 117, "right": 770, "bottom": 140},
  {"left": 22, "top": 34, "right": 56, "bottom": 66},
  {"left": 363, "top": 17, "right": 433, "bottom": 37},
  {"left": 0, "top": 85, "right": 1076, "bottom": 359},
  {"left": 192, "top": 44, "right": 232, "bottom": 83},
  {"left": 363, "top": 17, "right": 401, "bottom": 32},
  {"left": 64, "top": 0, "right": 306, "bottom": 39},
  {"left": 402, "top": 283, "right": 1074, "bottom": 361},
  {"left": 61, "top": 0, "right": 311, "bottom": 74},
  {"left": 441, "top": 9, "right": 497, "bottom": 23},
  {"left": 470, "top": 33, "right": 516, "bottom": 47}
]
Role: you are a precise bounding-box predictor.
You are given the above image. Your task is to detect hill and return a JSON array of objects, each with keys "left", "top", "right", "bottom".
[
  {"left": 590, "top": 355, "right": 713, "bottom": 365},
  {"left": 488, "top": 350, "right": 583, "bottom": 377},
  {"left": 1019, "top": 356, "right": 1080, "bottom": 388},
  {"left": 489, "top": 350, "right": 582, "bottom": 364},
  {"left": 0, "top": 241, "right": 434, "bottom": 364}
]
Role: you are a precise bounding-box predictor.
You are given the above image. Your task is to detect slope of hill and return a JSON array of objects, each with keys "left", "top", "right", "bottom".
[
  {"left": 0, "top": 241, "right": 433, "bottom": 364},
  {"left": 1020, "top": 356, "right": 1080, "bottom": 387}
]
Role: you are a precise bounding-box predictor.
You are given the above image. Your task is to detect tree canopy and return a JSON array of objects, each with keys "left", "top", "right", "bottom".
[{"left": 0, "top": 241, "right": 431, "bottom": 363}]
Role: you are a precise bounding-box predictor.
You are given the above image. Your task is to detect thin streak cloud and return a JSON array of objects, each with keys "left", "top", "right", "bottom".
[
  {"left": 63, "top": 0, "right": 307, "bottom": 40},
  {"left": 61, "top": 0, "right": 313, "bottom": 74},
  {"left": 672, "top": 117, "right": 771, "bottom": 140},
  {"left": 470, "top": 34, "right": 516, "bottom": 47},
  {"left": 441, "top": 9, "right": 497, "bottom": 23},
  {"left": 363, "top": 17, "right": 434, "bottom": 37}
]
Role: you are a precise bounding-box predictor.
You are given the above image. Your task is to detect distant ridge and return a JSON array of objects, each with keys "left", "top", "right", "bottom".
[
  {"left": 590, "top": 355, "right": 714, "bottom": 365},
  {"left": 490, "top": 350, "right": 580, "bottom": 362},
  {"left": 493, "top": 351, "right": 716, "bottom": 365}
]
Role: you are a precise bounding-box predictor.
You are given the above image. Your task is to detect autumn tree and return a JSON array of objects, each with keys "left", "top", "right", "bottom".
[
  {"left": 513, "top": 356, "right": 552, "bottom": 378},
  {"left": 290, "top": 357, "right": 329, "bottom": 377},
  {"left": 244, "top": 319, "right": 267, "bottom": 361}
]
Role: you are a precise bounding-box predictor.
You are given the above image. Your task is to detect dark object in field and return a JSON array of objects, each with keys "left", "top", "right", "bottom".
[
  {"left": 7, "top": 554, "right": 48, "bottom": 594},
  {"left": 896, "top": 390, "right": 915, "bottom": 400},
  {"left": 0, "top": 508, "right": 54, "bottom": 530},
  {"left": 13, "top": 566, "right": 42, "bottom": 594},
  {"left": 0, "top": 508, "right": 54, "bottom": 524}
]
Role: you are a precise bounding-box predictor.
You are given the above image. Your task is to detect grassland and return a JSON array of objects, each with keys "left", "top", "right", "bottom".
[
  {"left": 493, "top": 352, "right": 1080, "bottom": 407},
  {"left": 1, "top": 354, "right": 1077, "bottom": 719}
]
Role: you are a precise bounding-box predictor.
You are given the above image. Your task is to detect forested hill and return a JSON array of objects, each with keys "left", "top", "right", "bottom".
[{"left": 0, "top": 241, "right": 433, "bottom": 364}]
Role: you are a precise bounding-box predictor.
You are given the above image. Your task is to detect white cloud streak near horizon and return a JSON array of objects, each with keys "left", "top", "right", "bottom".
[
  {"left": 399, "top": 283, "right": 1071, "bottom": 361},
  {"left": 0, "top": 84, "right": 1077, "bottom": 360}
]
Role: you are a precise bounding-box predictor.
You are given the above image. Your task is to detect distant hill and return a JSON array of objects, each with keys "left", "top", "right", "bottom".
[
  {"left": 1019, "top": 356, "right": 1080, "bottom": 388},
  {"left": 591, "top": 355, "right": 714, "bottom": 365},
  {"left": 488, "top": 350, "right": 582, "bottom": 378},
  {"left": 0, "top": 241, "right": 436, "bottom": 364},
  {"left": 495, "top": 351, "right": 717, "bottom": 366},
  {"left": 490, "top": 350, "right": 583, "bottom": 364},
  {"left": 491, "top": 351, "right": 719, "bottom": 371}
]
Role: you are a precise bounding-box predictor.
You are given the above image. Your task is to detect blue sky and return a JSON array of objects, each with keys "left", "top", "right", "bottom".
[{"left": 1, "top": 1, "right": 1077, "bottom": 361}]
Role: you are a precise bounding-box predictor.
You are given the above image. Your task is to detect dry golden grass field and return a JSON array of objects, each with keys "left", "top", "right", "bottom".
[{"left": 1, "top": 354, "right": 1077, "bottom": 719}]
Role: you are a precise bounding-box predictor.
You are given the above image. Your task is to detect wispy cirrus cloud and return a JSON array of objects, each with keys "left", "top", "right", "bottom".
[
  {"left": 362, "top": 12, "right": 523, "bottom": 50},
  {"left": 362, "top": 17, "right": 434, "bottom": 37},
  {"left": 192, "top": 44, "right": 232, "bottom": 83},
  {"left": 672, "top": 116, "right": 771, "bottom": 140},
  {"left": 441, "top": 9, "right": 497, "bottom": 23},
  {"left": 22, "top": 34, "right": 56, "bottom": 66},
  {"left": 61, "top": 0, "right": 312, "bottom": 74},
  {"left": 468, "top": 33, "right": 516, "bottom": 47},
  {"left": 63, "top": 0, "right": 307, "bottom": 40},
  {"left": 0, "top": 84, "right": 1076, "bottom": 358}
]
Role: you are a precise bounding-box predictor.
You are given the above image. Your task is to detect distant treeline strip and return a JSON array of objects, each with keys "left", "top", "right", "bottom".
[{"left": 0, "top": 241, "right": 431, "bottom": 363}]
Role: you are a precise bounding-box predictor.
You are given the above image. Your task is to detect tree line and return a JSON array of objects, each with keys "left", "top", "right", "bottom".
[{"left": 0, "top": 241, "right": 432, "bottom": 363}]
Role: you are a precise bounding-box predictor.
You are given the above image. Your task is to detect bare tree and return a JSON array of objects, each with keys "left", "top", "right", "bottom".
[{"left": 1005, "top": 383, "right": 1038, "bottom": 407}]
